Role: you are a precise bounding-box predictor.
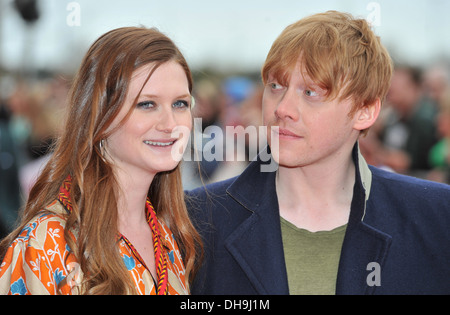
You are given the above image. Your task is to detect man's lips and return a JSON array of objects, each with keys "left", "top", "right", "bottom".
[{"left": 273, "top": 127, "right": 302, "bottom": 139}]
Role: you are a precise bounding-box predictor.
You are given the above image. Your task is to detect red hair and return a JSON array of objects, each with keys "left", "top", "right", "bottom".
[
  {"left": 262, "top": 11, "right": 393, "bottom": 131},
  {"left": 1, "top": 27, "right": 202, "bottom": 294}
]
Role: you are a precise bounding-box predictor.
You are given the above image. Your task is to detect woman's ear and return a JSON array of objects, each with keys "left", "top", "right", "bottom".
[{"left": 353, "top": 98, "right": 381, "bottom": 131}]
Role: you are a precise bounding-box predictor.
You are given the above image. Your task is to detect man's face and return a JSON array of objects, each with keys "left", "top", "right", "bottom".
[
  {"left": 386, "top": 69, "right": 419, "bottom": 114},
  {"left": 262, "top": 60, "right": 363, "bottom": 169}
]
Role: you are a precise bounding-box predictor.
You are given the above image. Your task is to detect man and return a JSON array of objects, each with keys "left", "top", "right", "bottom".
[
  {"left": 187, "top": 11, "right": 450, "bottom": 295},
  {"left": 0, "top": 103, "right": 21, "bottom": 239},
  {"left": 378, "top": 66, "right": 438, "bottom": 174}
]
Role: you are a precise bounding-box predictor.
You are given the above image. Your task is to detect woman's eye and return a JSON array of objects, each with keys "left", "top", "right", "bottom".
[
  {"left": 173, "top": 100, "right": 189, "bottom": 108},
  {"left": 137, "top": 101, "right": 155, "bottom": 109}
]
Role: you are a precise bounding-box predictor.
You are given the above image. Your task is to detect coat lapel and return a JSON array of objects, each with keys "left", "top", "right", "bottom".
[
  {"left": 336, "top": 145, "right": 392, "bottom": 294},
  {"left": 222, "top": 144, "right": 392, "bottom": 295},
  {"left": 224, "top": 157, "right": 290, "bottom": 294},
  {"left": 336, "top": 220, "right": 392, "bottom": 294}
]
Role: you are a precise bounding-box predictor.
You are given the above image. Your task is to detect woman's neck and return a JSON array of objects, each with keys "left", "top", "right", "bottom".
[{"left": 114, "top": 167, "right": 155, "bottom": 229}]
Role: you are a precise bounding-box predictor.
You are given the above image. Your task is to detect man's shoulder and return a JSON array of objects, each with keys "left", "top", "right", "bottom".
[
  {"left": 186, "top": 176, "right": 237, "bottom": 201},
  {"left": 370, "top": 166, "right": 450, "bottom": 194},
  {"left": 369, "top": 166, "right": 450, "bottom": 214},
  {"left": 185, "top": 175, "right": 250, "bottom": 227}
]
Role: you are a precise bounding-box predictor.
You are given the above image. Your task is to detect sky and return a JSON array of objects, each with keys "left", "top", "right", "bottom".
[{"left": 1, "top": 0, "right": 450, "bottom": 74}]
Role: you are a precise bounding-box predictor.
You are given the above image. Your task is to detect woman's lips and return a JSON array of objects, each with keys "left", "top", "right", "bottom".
[{"left": 143, "top": 139, "right": 177, "bottom": 147}]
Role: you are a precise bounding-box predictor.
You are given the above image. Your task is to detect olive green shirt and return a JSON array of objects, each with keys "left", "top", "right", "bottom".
[{"left": 280, "top": 217, "right": 347, "bottom": 295}]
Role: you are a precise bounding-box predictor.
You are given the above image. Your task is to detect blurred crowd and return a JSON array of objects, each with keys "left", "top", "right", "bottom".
[
  {"left": 1, "top": 61, "right": 450, "bottom": 238},
  {"left": 360, "top": 63, "right": 450, "bottom": 182},
  {"left": 0, "top": 73, "right": 69, "bottom": 237}
]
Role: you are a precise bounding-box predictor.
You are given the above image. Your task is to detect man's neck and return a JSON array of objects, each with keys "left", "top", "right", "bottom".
[{"left": 276, "top": 155, "right": 355, "bottom": 232}]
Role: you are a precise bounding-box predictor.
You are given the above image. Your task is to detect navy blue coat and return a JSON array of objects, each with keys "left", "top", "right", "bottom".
[{"left": 186, "top": 146, "right": 450, "bottom": 295}]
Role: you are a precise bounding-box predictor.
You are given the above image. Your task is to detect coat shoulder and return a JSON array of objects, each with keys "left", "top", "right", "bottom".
[
  {"left": 186, "top": 176, "right": 236, "bottom": 201},
  {"left": 367, "top": 166, "right": 450, "bottom": 247},
  {"left": 185, "top": 176, "right": 241, "bottom": 226},
  {"left": 370, "top": 166, "right": 450, "bottom": 200}
]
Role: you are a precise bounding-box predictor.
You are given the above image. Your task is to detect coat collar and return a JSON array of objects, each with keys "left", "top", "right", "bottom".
[
  {"left": 226, "top": 152, "right": 278, "bottom": 214},
  {"left": 226, "top": 144, "right": 372, "bottom": 217},
  {"left": 225, "top": 143, "right": 391, "bottom": 295},
  {"left": 55, "top": 175, "right": 173, "bottom": 295},
  {"left": 350, "top": 143, "right": 372, "bottom": 223},
  {"left": 337, "top": 145, "right": 392, "bottom": 294},
  {"left": 225, "top": 150, "right": 288, "bottom": 294}
]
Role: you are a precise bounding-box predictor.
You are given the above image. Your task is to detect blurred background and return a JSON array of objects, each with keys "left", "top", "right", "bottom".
[{"left": 1, "top": 0, "right": 450, "bottom": 237}]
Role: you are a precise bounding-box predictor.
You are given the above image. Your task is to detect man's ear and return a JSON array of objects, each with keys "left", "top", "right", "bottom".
[{"left": 353, "top": 98, "right": 381, "bottom": 131}]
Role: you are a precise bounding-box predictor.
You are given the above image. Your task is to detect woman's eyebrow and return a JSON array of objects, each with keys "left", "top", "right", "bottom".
[{"left": 138, "top": 93, "right": 191, "bottom": 99}]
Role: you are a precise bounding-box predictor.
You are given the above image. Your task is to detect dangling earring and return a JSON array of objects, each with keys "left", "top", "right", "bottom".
[
  {"left": 191, "top": 95, "right": 196, "bottom": 109},
  {"left": 99, "top": 139, "right": 106, "bottom": 158}
]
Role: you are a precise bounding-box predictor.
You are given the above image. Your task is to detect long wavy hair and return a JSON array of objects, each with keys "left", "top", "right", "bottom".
[{"left": 0, "top": 27, "right": 202, "bottom": 294}]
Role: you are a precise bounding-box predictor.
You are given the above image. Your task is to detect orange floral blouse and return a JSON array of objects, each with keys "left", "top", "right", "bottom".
[{"left": 0, "top": 178, "right": 188, "bottom": 295}]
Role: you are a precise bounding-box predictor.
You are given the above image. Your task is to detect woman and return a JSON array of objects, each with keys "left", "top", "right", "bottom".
[{"left": 0, "top": 27, "right": 202, "bottom": 295}]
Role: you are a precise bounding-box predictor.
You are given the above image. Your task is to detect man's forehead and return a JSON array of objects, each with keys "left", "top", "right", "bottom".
[{"left": 267, "top": 64, "right": 322, "bottom": 87}]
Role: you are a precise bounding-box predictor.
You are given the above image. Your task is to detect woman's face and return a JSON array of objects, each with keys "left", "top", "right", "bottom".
[{"left": 105, "top": 60, "right": 192, "bottom": 178}]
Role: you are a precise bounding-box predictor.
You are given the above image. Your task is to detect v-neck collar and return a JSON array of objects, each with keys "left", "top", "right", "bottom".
[{"left": 57, "top": 175, "right": 169, "bottom": 295}]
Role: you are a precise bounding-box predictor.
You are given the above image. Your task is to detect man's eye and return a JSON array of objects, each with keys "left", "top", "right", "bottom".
[
  {"left": 270, "top": 83, "right": 283, "bottom": 90},
  {"left": 305, "top": 89, "right": 318, "bottom": 97}
]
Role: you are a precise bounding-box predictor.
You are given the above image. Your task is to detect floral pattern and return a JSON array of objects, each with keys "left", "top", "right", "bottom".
[{"left": 0, "top": 199, "right": 188, "bottom": 295}]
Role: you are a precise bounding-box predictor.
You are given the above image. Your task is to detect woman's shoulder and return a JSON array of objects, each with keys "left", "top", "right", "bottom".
[
  {"left": 0, "top": 200, "right": 78, "bottom": 295},
  {"left": 15, "top": 200, "right": 70, "bottom": 248}
]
